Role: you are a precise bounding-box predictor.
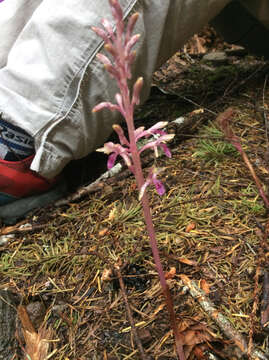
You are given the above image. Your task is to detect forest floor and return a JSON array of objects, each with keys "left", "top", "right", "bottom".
[{"left": 1, "top": 27, "right": 269, "bottom": 360}]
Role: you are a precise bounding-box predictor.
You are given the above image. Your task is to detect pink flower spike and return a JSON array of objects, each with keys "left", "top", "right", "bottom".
[
  {"left": 139, "top": 167, "right": 166, "bottom": 200},
  {"left": 112, "top": 124, "right": 130, "bottom": 146},
  {"left": 92, "top": 102, "right": 120, "bottom": 113}
]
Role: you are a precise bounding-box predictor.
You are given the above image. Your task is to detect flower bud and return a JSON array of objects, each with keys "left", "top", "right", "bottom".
[{"left": 132, "top": 77, "right": 143, "bottom": 106}]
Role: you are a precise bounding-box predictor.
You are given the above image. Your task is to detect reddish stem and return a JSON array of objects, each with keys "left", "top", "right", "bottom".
[
  {"left": 124, "top": 98, "right": 185, "bottom": 359},
  {"left": 240, "top": 150, "right": 269, "bottom": 209}
]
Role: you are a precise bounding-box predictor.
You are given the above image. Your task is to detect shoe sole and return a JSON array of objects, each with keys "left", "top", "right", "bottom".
[{"left": 0, "top": 181, "right": 67, "bottom": 225}]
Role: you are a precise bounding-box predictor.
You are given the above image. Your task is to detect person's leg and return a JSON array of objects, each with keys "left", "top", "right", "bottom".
[
  {"left": 0, "top": 0, "right": 42, "bottom": 68},
  {"left": 0, "top": 0, "right": 43, "bottom": 162},
  {"left": 0, "top": 0, "right": 232, "bottom": 182}
]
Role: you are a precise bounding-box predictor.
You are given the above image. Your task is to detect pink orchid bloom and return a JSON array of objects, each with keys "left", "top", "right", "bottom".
[
  {"left": 134, "top": 121, "right": 168, "bottom": 141},
  {"left": 139, "top": 167, "right": 166, "bottom": 200},
  {"left": 112, "top": 124, "right": 130, "bottom": 146},
  {"left": 139, "top": 133, "right": 175, "bottom": 158},
  {"left": 96, "top": 141, "right": 131, "bottom": 169}
]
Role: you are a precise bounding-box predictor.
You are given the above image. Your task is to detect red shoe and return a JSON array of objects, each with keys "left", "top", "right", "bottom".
[{"left": 0, "top": 155, "right": 66, "bottom": 224}]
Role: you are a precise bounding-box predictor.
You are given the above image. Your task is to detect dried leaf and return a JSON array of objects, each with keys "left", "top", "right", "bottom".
[
  {"left": 101, "top": 268, "right": 113, "bottom": 281},
  {"left": 200, "top": 279, "right": 211, "bottom": 294},
  {"left": 153, "top": 303, "right": 166, "bottom": 316},
  {"left": 18, "top": 305, "right": 53, "bottom": 360},
  {"left": 22, "top": 326, "right": 53, "bottom": 360},
  {"left": 108, "top": 208, "right": 116, "bottom": 221},
  {"left": 182, "top": 329, "right": 212, "bottom": 346},
  {"left": 178, "top": 258, "right": 198, "bottom": 266},
  {"left": 18, "top": 305, "right": 36, "bottom": 333},
  {"left": 98, "top": 228, "right": 109, "bottom": 236},
  {"left": 165, "top": 267, "right": 176, "bottom": 279},
  {"left": 185, "top": 222, "right": 196, "bottom": 232}
]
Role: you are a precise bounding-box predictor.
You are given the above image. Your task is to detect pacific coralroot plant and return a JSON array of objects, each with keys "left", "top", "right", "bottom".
[
  {"left": 218, "top": 107, "right": 269, "bottom": 209},
  {"left": 92, "top": 1, "right": 185, "bottom": 359}
]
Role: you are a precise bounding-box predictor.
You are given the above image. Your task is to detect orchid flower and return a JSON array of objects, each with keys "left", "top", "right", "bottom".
[
  {"left": 96, "top": 141, "right": 131, "bottom": 169},
  {"left": 139, "top": 167, "right": 165, "bottom": 200},
  {"left": 92, "top": 1, "right": 185, "bottom": 358}
]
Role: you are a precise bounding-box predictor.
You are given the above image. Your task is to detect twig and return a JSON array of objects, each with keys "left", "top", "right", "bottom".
[
  {"left": 248, "top": 265, "right": 261, "bottom": 358},
  {"left": 180, "top": 275, "right": 268, "bottom": 360},
  {"left": 262, "top": 74, "right": 269, "bottom": 144},
  {"left": 221, "top": 63, "right": 268, "bottom": 101},
  {"left": 115, "top": 265, "right": 149, "bottom": 360},
  {"left": 0, "top": 223, "right": 47, "bottom": 236},
  {"left": 170, "top": 94, "right": 217, "bottom": 116},
  {"left": 55, "top": 163, "right": 122, "bottom": 206},
  {"left": 261, "top": 271, "right": 269, "bottom": 330}
]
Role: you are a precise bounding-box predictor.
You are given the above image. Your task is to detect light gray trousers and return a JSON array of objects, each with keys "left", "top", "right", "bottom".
[{"left": 0, "top": 0, "right": 234, "bottom": 178}]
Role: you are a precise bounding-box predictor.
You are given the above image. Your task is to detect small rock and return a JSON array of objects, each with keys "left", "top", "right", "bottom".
[
  {"left": 137, "top": 328, "right": 152, "bottom": 345},
  {"left": 225, "top": 45, "right": 247, "bottom": 57},
  {"left": 0, "top": 234, "right": 15, "bottom": 246},
  {"left": 26, "top": 301, "right": 46, "bottom": 330},
  {"left": 202, "top": 51, "right": 228, "bottom": 65}
]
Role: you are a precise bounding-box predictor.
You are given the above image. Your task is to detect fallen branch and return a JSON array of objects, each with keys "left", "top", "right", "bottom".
[
  {"left": 261, "top": 271, "right": 269, "bottom": 330},
  {"left": 248, "top": 265, "right": 261, "bottom": 358},
  {"left": 180, "top": 275, "right": 268, "bottom": 360}
]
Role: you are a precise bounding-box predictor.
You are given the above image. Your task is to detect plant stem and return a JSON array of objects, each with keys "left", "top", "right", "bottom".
[
  {"left": 239, "top": 150, "right": 269, "bottom": 209},
  {"left": 140, "top": 193, "right": 185, "bottom": 360},
  {"left": 127, "top": 116, "right": 184, "bottom": 358},
  {"left": 115, "top": 266, "right": 149, "bottom": 360},
  {"left": 118, "top": 61, "right": 185, "bottom": 359}
]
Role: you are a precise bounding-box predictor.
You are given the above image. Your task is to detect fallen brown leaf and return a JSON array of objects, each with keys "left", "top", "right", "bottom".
[
  {"left": 18, "top": 305, "right": 53, "bottom": 360},
  {"left": 185, "top": 222, "right": 196, "bottom": 232}
]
